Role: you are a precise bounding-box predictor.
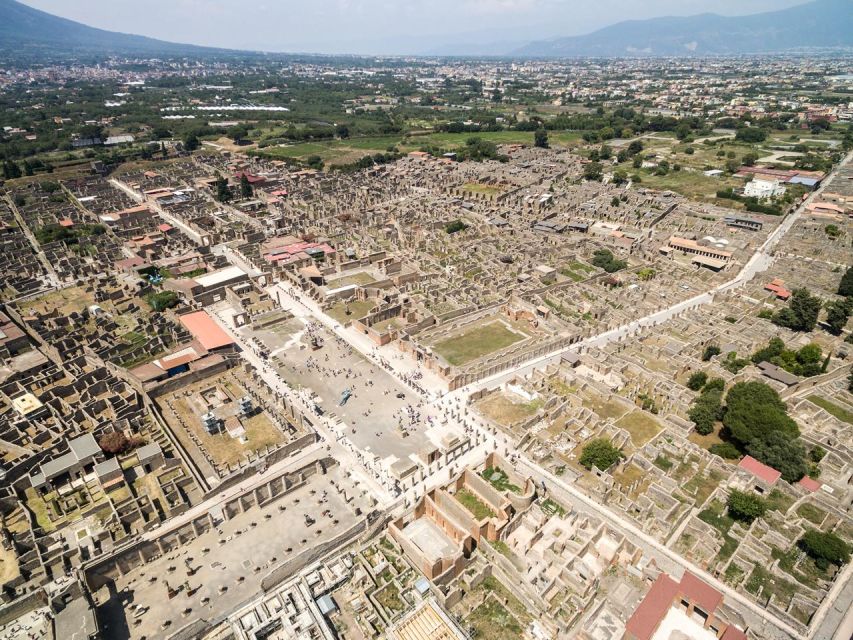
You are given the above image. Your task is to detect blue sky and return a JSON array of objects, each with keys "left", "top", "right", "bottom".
[{"left": 21, "top": 0, "right": 810, "bottom": 54}]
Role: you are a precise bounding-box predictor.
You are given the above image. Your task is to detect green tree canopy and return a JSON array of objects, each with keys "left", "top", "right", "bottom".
[
  {"left": 723, "top": 381, "right": 799, "bottom": 443},
  {"left": 579, "top": 438, "right": 623, "bottom": 471},
  {"left": 745, "top": 431, "right": 807, "bottom": 483},
  {"left": 772, "top": 288, "right": 822, "bottom": 332},
  {"left": 583, "top": 162, "right": 603, "bottom": 181},
  {"left": 838, "top": 266, "right": 853, "bottom": 297},
  {"left": 727, "top": 489, "right": 766, "bottom": 522},
  {"left": 798, "top": 529, "right": 851, "bottom": 569},
  {"left": 686, "top": 371, "right": 708, "bottom": 391}
]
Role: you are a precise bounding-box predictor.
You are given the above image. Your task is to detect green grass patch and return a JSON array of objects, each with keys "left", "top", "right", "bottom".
[
  {"left": 796, "top": 503, "right": 826, "bottom": 525},
  {"left": 745, "top": 564, "right": 799, "bottom": 604},
  {"left": 653, "top": 455, "right": 674, "bottom": 471},
  {"left": 467, "top": 598, "right": 523, "bottom": 640},
  {"left": 765, "top": 489, "right": 794, "bottom": 514},
  {"left": 808, "top": 396, "right": 853, "bottom": 425},
  {"left": 698, "top": 499, "right": 739, "bottom": 562},
  {"left": 614, "top": 411, "right": 662, "bottom": 447},
  {"left": 541, "top": 498, "right": 567, "bottom": 517},
  {"left": 455, "top": 488, "right": 497, "bottom": 521},
  {"left": 463, "top": 182, "right": 504, "bottom": 196},
  {"left": 481, "top": 466, "right": 521, "bottom": 493},
  {"left": 432, "top": 321, "right": 524, "bottom": 366}
]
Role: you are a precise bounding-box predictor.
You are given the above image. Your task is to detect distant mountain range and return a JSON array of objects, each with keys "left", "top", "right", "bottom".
[
  {"left": 0, "top": 0, "right": 225, "bottom": 56},
  {"left": 513, "top": 0, "right": 853, "bottom": 57},
  {"left": 1, "top": 0, "right": 851, "bottom": 58}
]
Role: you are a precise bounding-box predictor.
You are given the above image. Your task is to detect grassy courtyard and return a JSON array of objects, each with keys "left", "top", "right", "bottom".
[
  {"left": 476, "top": 392, "right": 542, "bottom": 426},
  {"left": 463, "top": 182, "right": 504, "bottom": 196},
  {"left": 325, "top": 271, "right": 376, "bottom": 289},
  {"left": 326, "top": 299, "right": 376, "bottom": 324},
  {"left": 808, "top": 395, "right": 853, "bottom": 425},
  {"left": 614, "top": 411, "right": 663, "bottom": 447},
  {"left": 468, "top": 598, "right": 523, "bottom": 640},
  {"left": 455, "top": 488, "right": 497, "bottom": 521},
  {"left": 432, "top": 321, "right": 524, "bottom": 366}
]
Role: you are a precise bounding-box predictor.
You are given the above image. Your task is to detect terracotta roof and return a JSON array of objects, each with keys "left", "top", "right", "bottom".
[
  {"left": 625, "top": 574, "right": 679, "bottom": 640},
  {"left": 178, "top": 311, "right": 235, "bottom": 351},
  {"left": 738, "top": 455, "right": 782, "bottom": 485},
  {"left": 721, "top": 626, "right": 748, "bottom": 640},
  {"left": 798, "top": 476, "right": 822, "bottom": 493},
  {"left": 679, "top": 572, "right": 722, "bottom": 615}
]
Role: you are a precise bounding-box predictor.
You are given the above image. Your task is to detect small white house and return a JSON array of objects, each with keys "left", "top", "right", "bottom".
[{"left": 744, "top": 178, "right": 786, "bottom": 199}]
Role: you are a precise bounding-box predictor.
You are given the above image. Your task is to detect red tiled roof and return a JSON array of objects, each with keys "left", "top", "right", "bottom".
[
  {"left": 738, "top": 455, "right": 782, "bottom": 485},
  {"left": 178, "top": 311, "right": 235, "bottom": 351},
  {"left": 679, "top": 572, "right": 723, "bottom": 615},
  {"left": 58, "top": 218, "right": 74, "bottom": 227},
  {"left": 625, "top": 574, "right": 679, "bottom": 640},
  {"left": 798, "top": 476, "right": 821, "bottom": 493},
  {"left": 158, "top": 223, "right": 174, "bottom": 232},
  {"left": 721, "top": 626, "right": 748, "bottom": 640}
]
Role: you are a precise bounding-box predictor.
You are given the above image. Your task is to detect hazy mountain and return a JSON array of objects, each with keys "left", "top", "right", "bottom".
[
  {"left": 0, "top": 0, "right": 228, "bottom": 56},
  {"left": 513, "top": 0, "right": 853, "bottom": 57}
]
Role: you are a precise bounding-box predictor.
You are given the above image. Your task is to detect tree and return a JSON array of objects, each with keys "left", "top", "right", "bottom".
[
  {"left": 746, "top": 431, "right": 808, "bottom": 483},
  {"left": 215, "top": 175, "right": 232, "bottom": 203},
  {"left": 335, "top": 124, "right": 350, "bottom": 139},
  {"left": 798, "top": 529, "right": 851, "bottom": 569},
  {"left": 98, "top": 431, "right": 143, "bottom": 454},
  {"left": 627, "top": 140, "right": 644, "bottom": 156},
  {"left": 709, "top": 442, "right": 741, "bottom": 459},
  {"left": 772, "top": 288, "right": 821, "bottom": 332},
  {"left": 3, "top": 160, "right": 22, "bottom": 180},
  {"left": 701, "top": 345, "right": 721, "bottom": 361},
  {"left": 825, "top": 298, "right": 852, "bottom": 336},
  {"left": 742, "top": 152, "right": 759, "bottom": 167},
  {"left": 579, "top": 438, "right": 623, "bottom": 471},
  {"left": 229, "top": 125, "right": 249, "bottom": 144},
  {"left": 727, "top": 489, "right": 766, "bottom": 522},
  {"left": 688, "top": 382, "right": 724, "bottom": 435},
  {"left": 583, "top": 162, "right": 603, "bottom": 181},
  {"left": 591, "top": 249, "right": 627, "bottom": 273},
  {"left": 675, "top": 122, "right": 692, "bottom": 141},
  {"left": 686, "top": 371, "right": 708, "bottom": 391},
  {"left": 240, "top": 174, "right": 253, "bottom": 199},
  {"left": 182, "top": 133, "right": 200, "bottom": 152},
  {"left": 723, "top": 381, "right": 799, "bottom": 444},
  {"left": 839, "top": 266, "right": 853, "bottom": 297},
  {"left": 534, "top": 129, "right": 549, "bottom": 149},
  {"left": 736, "top": 127, "right": 768, "bottom": 143},
  {"left": 146, "top": 290, "right": 179, "bottom": 312}
]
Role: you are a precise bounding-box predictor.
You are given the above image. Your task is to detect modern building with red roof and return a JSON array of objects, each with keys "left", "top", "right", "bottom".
[
  {"left": 624, "top": 572, "right": 747, "bottom": 640},
  {"left": 738, "top": 455, "right": 782, "bottom": 487},
  {"left": 178, "top": 311, "right": 236, "bottom": 352}
]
